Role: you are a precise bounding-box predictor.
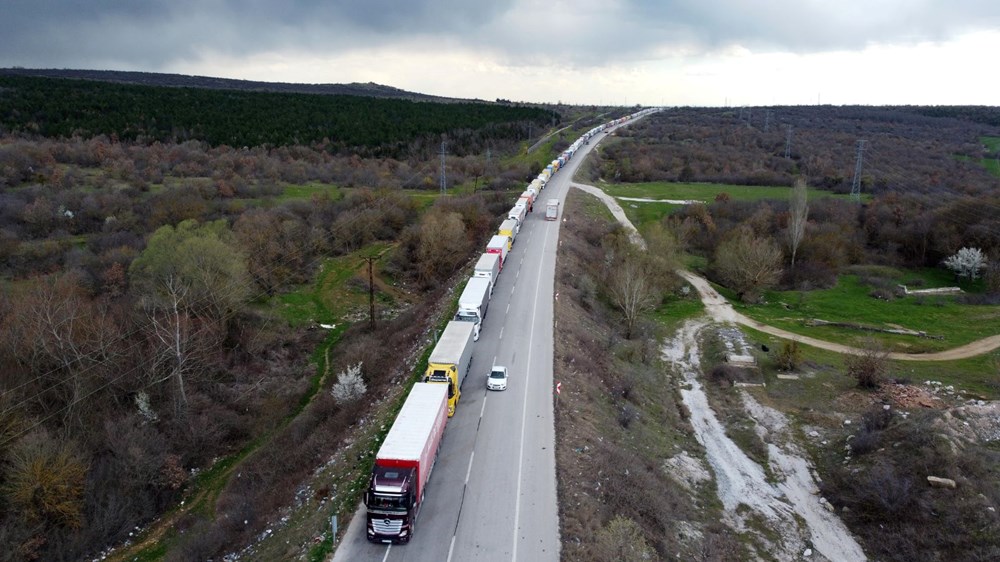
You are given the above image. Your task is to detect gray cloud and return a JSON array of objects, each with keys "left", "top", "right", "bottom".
[{"left": 1, "top": 0, "right": 997, "bottom": 71}]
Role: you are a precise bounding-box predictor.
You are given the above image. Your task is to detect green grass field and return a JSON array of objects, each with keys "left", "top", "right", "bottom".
[
  {"left": 598, "top": 181, "right": 860, "bottom": 229},
  {"left": 279, "top": 182, "right": 341, "bottom": 201},
  {"left": 724, "top": 271, "right": 1000, "bottom": 354}
]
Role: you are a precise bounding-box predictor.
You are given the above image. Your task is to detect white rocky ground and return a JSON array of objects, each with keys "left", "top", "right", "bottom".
[{"left": 664, "top": 320, "right": 867, "bottom": 562}]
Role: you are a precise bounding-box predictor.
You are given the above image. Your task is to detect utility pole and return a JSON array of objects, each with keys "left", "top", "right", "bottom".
[
  {"left": 784, "top": 125, "right": 793, "bottom": 159},
  {"left": 850, "top": 139, "right": 867, "bottom": 202},
  {"left": 747, "top": 106, "right": 752, "bottom": 128},
  {"left": 764, "top": 110, "right": 771, "bottom": 132},
  {"left": 362, "top": 256, "right": 377, "bottom": 331},
  {"left": 439, "top": 141, "right": 447, "bottom": 195}
]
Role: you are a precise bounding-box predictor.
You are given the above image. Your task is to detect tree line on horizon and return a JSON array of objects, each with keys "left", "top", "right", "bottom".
[{"left": 0, "top": 75, "right": 559, "bottom": 156}]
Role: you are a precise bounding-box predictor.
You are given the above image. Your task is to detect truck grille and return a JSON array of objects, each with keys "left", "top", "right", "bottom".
[{"left": 372, "top": 518, "right": 403, "bottom": 535}]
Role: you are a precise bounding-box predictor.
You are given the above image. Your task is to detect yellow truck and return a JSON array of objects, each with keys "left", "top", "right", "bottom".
[{"left": 423, "top": 321, "right": 475, "bottom": 416}]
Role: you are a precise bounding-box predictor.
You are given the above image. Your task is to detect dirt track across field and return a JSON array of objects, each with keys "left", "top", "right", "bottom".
[{"left": 678, "top": 270, "right": 1000, "bottom": 361}]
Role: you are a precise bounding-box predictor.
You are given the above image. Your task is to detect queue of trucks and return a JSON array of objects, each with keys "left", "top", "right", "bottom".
[{"left": 364, "top": 107, "right": 659, "bottom": 544}]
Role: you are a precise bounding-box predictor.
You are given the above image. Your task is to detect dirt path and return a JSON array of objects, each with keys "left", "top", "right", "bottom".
[
  {"left": 664, "top": 320, "right": 866, "bottom": 561},
  {"left": 571, "top": 183, "right": 647, "bottom": 249},
  {"left": 679, "top": 270, "right": 1000, "bottom": 361}
]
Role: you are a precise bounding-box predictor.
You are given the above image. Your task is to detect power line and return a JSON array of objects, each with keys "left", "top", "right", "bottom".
[
  {"left": 439, "top": 141, "right": 447, "bottom": 195},
  {"left": 851, "top": 139, "right": 867, "bottom": 202}
]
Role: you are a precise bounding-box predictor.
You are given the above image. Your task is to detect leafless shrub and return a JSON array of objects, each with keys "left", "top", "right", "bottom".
[
  {"left": 701, "top": 521, "right": 743, "bottom": 561},
  {"left": 849, "top": 427, "right": 880, "bottom": 456},
  {"left": 845, "top": 339, "right": 888, "bottom": 389},
  {"left": 862, "top": 406, "right": 893, "bottom": 432},
  {"left": 708, "top": 364, "right": 748, "bottom": 387},
  {"left": 618, "top": 404, "right": 638, "bottom": 429}
]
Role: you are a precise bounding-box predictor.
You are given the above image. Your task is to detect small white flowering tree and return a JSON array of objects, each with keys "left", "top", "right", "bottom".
[
  {"left": 944, "top": 247, "right": 987, "bottom": 281},
  {"left": 332, "top": 362, "right": 366, "bottom": 404}
]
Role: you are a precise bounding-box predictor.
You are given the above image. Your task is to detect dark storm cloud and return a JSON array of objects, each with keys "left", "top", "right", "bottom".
[
  {"left": 0, "top": 0, "right": 515, "bottom": 68},
  {"left": 617, "top": 0, "right": 1000, "bottom": 52},
  {"left": 1, "top": 0, "right": 998, "bottom": 70}
]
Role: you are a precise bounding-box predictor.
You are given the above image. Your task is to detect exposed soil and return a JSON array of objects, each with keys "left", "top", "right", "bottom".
[{"left": 665, "top": 319, "right": 866, "bottom": 561}]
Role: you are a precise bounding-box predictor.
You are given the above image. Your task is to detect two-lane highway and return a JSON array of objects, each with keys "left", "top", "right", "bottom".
[{"left": 332, "top": 121, "right": 625, "bottom": 562}]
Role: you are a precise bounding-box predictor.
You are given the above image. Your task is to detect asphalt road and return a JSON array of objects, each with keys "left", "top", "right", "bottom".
[{"left": 332, "top": 122, "right": 627, "bottom": 562}]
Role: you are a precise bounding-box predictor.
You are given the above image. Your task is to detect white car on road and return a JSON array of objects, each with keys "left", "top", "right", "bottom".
[{"left": 487, "top": 366, "right": 508, "bottom": 391}]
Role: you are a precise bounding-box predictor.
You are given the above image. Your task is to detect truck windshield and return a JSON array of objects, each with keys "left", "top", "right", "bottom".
[
  {"left": 455, "top": 311, "right": 478, "bottom": 322},
  {"left": 367, "top": 493, "right": 409, "bottom": 511}
]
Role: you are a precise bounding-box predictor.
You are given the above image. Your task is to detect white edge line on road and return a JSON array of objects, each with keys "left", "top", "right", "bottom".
[
  {"left": 465, "top": 451, "right": 475, "bottom": 484},
  {"left": 512, "top": 210, "right": 551, "bottom": 562},
  {"left": 447, "top": 535, "right": 457, "bottom": 562},
  {"left": 382, "top": 545, "right": 391, "bottom": 562}
]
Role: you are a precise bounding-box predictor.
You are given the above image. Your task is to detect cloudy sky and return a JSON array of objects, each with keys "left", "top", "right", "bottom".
[{"left": 3, "top": 0, "right": 998, "bottom": 106}]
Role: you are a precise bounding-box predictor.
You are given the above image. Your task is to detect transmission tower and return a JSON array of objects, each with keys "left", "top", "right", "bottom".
[
  {"left": 362, "top": 256, "right": 377, "bottom": 331},
  {"left": 850, "top": 139, "right": 867, "bottom": 202},
  {"left": 439, "top": 141, "right": 447, "bottom": 194},
  {"left": 784, "top": 125, "right": 793, "bottom": 159},
  {"left": 764, "top": 110, "right": 771, "bottom": 132}
]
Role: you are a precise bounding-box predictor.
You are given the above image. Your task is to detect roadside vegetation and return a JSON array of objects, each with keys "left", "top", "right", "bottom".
[
  {"left": 553, "top": 190, "right": 735, "bottom": 561},
  {"left": 0, "top": 78, "right": 611, "bottom": 560}
]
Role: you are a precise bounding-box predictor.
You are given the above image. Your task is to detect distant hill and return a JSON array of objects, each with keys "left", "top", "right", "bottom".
[
  {"left": 0, "top": 67, "right": 470, "bottom": 103},
  {"left": 0, "top": 71, "right": 557, "bottom": 153}
]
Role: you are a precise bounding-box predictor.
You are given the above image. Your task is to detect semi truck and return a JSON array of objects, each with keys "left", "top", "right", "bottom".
[
  {"left": 508, "top": 204, "right": 526, "bottom": 225},
  {"left": 519, "top": 192, "right": 534, "bottom": 212},
  {"left": 498, "top": 218, "right": 518, "bottom": 248},
  {"left": 486, "top": 234, "right": 510, "bottom": 270},
  {"left": 473, "top": 252, "right": 500, "bottom": 295},
  {"left": 365, "top": 382, "right": 448, "bottom": 544},
  {"left": 455, "top": 276, "right": 491, "bottom": 341},
  {"left": 545, "top": 199, "right": 560, "bottom": 221},
  {"left": 424, "top": 321, "right": 475, "bottom": 416}
]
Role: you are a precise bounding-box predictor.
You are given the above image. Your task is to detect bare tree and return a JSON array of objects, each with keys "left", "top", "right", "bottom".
[
  {"left": 713, "top": 226, "right": 783, "bottom": 303},
  {"left": 607, "top": 258, "right": 658, "bottom": 339},
  {"left": 3, "top": 274, "right": 127, "bottom": 426},
  {"left": 144, "top": 275, "right": 221, "bottom": 410},
  {"left": 416, "top": 209, "right": 469, "bottom": 286},
  {"left": 130, "top": 220, "right": 246, "bottom": 410},
  {"left": 788, "top": 177, "right": 809, "bottom": 268}
]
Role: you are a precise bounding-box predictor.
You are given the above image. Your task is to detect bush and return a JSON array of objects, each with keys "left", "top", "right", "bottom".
[
  {"left": 774, "top": 340, "right": 802, "bottom": 371},
  {"left": 845, "top": 340, "right": 888, "bottom": 389},
  {"left": 708, "top": 364, "right": 749, "bottom": 387},
  {"left": 593, "top": 515, "right": 656, "bottom": 562},
  {"left": 617, "top": 404, "right": 638, "bottom": 429}
]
